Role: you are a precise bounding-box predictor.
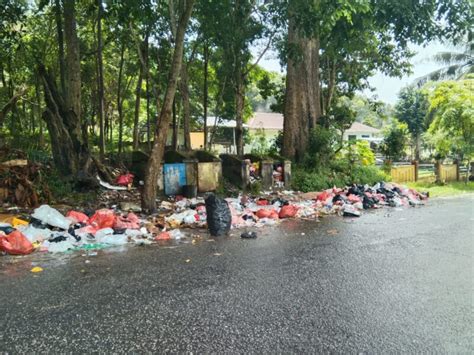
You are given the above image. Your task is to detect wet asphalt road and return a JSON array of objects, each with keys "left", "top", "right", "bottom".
[{"left": 0, "top": 195, "right": 473, "bottom": 353}]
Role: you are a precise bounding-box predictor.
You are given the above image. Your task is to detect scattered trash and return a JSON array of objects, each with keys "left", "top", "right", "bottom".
[
  {"left": 241, "top": 231, "right": 257, "bottom": 239},
  {"left": 0, "top": 230, "right": 35, "bottom": 255},
  {"left": 32, "top": 205, "right": 71, "bottom": 230},
  {"left": 279, "top": 205, "right": 298, "bottom": 218},
  {"left": 0, "top": 181, "right": 426, "bottom": 259},
  {"left": 342, "top": 204, "right": 361, "bottom": 217},
  {"left": 116, "top": 173, "right": 134, "bottom": 186},
  {"left": 66, "top": 211, "right": 89, "bottom": 224},
  {"left": 30, "top": 266, "right": 43, "bottom": 273},
  {"left": 119, "top": 202, "right": 142, "bottom": 212},
  {"left": 155, "top": 232, "right": 171, "bottom": 241},
  {"left": 97, "top": 176, "right": 128, "bottom": 191}
]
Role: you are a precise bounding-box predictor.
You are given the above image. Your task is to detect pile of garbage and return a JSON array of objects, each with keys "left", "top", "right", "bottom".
[{"left": 0, "top": 181, "right": 427, "bottom": 256}]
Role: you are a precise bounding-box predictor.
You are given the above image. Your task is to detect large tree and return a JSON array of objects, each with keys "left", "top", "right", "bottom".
[
  {"left": 395, "top": 86, "right": 429, "bottom": 160},
  {"left": 39, "top": 0, "right": 93, "bottom": 178},
  {"left": 277, "top": 0, "right": 473, "bottom": 161},
  {"left": 142, "top": 0, "right": 195, "bottom": 212},
  {"left": 426, "top": 76, "right": 474, "bottom": 163}
]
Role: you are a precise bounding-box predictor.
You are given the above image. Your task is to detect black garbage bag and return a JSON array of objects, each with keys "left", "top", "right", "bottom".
[
  {"left": 348, "top": 184, "right": 365, "bottom": 196},
  {"left": 362, "top": 196, "right": 375, "bottom": 209},
  {"left": 332, "top": 194, "right": 346, "bottom": 204},
  {"left": 205, "top": 194, "right": 231, "bottom": 236},
  {"left": 377, "top": 187, "right": 395, "bottom": 199}
]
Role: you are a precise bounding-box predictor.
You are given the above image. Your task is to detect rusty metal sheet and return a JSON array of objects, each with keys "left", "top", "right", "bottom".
[{"left": 198, "top": 162, "right": 222, "bottom": 192}]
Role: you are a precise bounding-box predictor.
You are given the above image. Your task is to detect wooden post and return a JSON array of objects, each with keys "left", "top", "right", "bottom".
[
  {"left": 454, "top": 159, "right": 460, "bottom": 181},
  {"left": 434, "top": 160, "right": 441, "bottom": 183},
  {"left": 411, "top": 160, "right": 419, "bottom": 181}
]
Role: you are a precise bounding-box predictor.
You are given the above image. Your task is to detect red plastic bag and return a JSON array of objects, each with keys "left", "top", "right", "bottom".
[
  {"left": 256, "top": 199, "right": 269, "bottom": 206},
  {"left": 0, "top": 230, "right": 34, "bottom": 255},
  {"left": 279, "top": 205, "right": 298, "bottom": 218},
  {"left": 317, "top": 191, "right": 330, "bottom": 201},
  {"left": 155, "top": 232, "right": 171, "bottom": 241},
  {"left": 256, "top": 209, "right": 279, "bottom": 219},
  {"left": 66, "top": 211, "right": 89, "bottom": 224},
  {"left": 89, "top": 209, "right": 115, "bottom": 229},
  {"left": 347, "top": 194, "right": 361, "bottom": 203},
  {"left": 114, "top": 212, "right": 140, "bottom": 230},
  {"left": 116, "top": 173, "right": 134, "bottom": 186}
]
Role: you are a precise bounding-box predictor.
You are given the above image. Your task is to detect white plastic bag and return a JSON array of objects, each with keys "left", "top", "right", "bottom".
[{"left": 32, "top": 205, "right": 71, "bottom": 230}]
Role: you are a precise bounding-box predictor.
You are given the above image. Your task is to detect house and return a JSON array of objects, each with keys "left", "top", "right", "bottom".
[
  {"left": 245, "top": 112, "right": 284, "bottom": 153},
  {"left": 343, "top": 122, "right": 381, "bottom": 143},
  {"left": 200, "top": 117, "right": 249, "bottom": 154}
]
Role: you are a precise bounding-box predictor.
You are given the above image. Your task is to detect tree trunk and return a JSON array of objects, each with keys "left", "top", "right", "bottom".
[
  {"left": 172, "top": 98, "right": 178, "bottom": 150},
  {"left": 180, "top": 62, "right": 191, "bottom": 150},
  {"left": 54, "top": 0, "right": 66, "bottom": 96},
  {"left": 203, "top": 43, "right": 209, "bottom": 150},
  {"left": 323, "top": 58, "right": 336, "bottom": 116},
  {"left": 96, "top": 0, "right": 105, "bottom": 158},
  {"left": 63, "top": 0, "right": 81, "bottom": 123},
  {"left": 235, "top": 70, "right": 245, "bottom": 156},
  {"left": 414, "top": 133, "right": 421, "bottom": 161},
  {"left": 0, "top": 88, "right": 26, "bottom": 126},
  {"left": 35, "top": 78, "right": 44, "bottom": 147},
  {"left": 145, "top": 38, "right": 151, "bottom": 150},
  {"left": 117, "top": 43, "right": 125, "bottom": 154},
  {"left": 133, "top": 64, "right": 143, "bottom": 150},
  {"left": 142, "top": 0, "right": 194, "bottom": 212},
  {"left": 282, "top": 16, "right": 321, "bottom": 162},
  {"left": 38, "top": 66, "right": 83, "bottom": 175}
]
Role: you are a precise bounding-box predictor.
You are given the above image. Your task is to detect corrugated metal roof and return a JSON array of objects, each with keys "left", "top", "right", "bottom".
[
  {"left": 346, "top": 122, "right": 380, "bottom": 133},
  {"left": 248, "top": 112, "right": 284, "bottom": 130}
]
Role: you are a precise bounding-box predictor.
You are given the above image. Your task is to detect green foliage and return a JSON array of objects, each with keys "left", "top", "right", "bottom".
[
  {"left": 326, "top": 96, "right": 357, "bottom": 133},
  {"left": 248, "top": 180, "right": 262, "bottom": 195},
  {"left": 345, "top": 140, "right": 375, "bottom": 166},
  {"left": 395, "top": 86, "right": 429, "bottom": 138},
  {"left": 292, "top": 165, "right": 389, "bottom": 192},
  {"left": 351, "top": 165, "right": 390, "bottom": 185},
  {"left": 426, "top": 77, "right": 474, "bottom": 159},
  {"left": 381, "top": 122, "right": 409, "bottom": 161},
  {"left": 303, "top": 126, "right": 339, "bottom": 169},
  {"left": 249, "top": 128, "right": 270, "bottom": 156}
]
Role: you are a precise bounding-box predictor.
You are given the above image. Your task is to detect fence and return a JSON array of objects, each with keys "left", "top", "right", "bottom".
[
  {"left": 388, "top": 161, "right": 462, "bottom": 183},
  {"left": 390, "top": 164, "right": 417, "bottom": 183},
  {"left": 436, "top": 162, "right": 459, "bottom": 182}
]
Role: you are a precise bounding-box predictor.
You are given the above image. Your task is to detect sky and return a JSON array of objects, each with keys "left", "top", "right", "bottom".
[{"left": 255, "top": 41, "right": 449, "bottom": 105}]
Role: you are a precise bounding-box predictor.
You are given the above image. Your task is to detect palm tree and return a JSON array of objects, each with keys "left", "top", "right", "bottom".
[{"left": 415, "top": 32, "right": 473, "bottom": 86}]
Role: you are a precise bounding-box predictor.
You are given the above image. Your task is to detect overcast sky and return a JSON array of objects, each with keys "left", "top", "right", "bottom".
[{"left": 255, "top": 41, "right": 449, "bottom": 105}]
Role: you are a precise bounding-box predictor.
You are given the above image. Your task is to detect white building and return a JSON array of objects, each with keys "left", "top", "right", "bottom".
[{"left": 343, "top": 122, "right": 382, "bottom": 143}]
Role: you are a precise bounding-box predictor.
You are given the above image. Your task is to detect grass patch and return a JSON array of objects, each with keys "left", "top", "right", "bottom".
[{"left": 406, "top": 181, "right": 474, "bottom": 198}]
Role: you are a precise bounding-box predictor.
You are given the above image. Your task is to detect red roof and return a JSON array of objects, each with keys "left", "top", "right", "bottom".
[{"left": 248, "top": 112, "right": 283, "bottom": 130}]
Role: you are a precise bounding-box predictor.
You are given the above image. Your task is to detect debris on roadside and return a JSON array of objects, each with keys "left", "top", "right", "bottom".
[{"left": 0, "top": 181, "right": 427, "bottom": 257}]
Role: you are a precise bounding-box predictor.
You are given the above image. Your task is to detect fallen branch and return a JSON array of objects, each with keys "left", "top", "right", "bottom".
[{"left": 0, "top": 87, "right": 27, "bottom": 126}]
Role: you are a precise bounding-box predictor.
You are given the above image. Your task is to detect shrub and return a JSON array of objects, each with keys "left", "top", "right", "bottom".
[
  {"left": 350, "top": 165, "right": 391, "bottom": 185},
  {"left": 292, "top": 164, "right": 390, "bottom": 192},
  {"left": 292, "top": 168, "right": 332, "bottom": 192}
]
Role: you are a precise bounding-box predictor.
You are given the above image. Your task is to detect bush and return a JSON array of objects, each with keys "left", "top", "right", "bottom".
[
  {"left": 350, "top": 165, "right": 391, "bottom": 185},
  {"left": 292, "top": 164, "right": 390, "bottom": 192},
  {"left": 381, "top": 122, "right": 409, "bottom": 161}
]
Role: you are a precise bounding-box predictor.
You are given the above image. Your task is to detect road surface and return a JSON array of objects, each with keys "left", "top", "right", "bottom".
[{"left": 1, "top": 195, "right": 472, "bottom": 353}]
